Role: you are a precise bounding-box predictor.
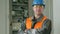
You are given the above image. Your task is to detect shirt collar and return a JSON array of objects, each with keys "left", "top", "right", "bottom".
[{"left": 32, "top": 14, "right": 44, "bottom": 22}]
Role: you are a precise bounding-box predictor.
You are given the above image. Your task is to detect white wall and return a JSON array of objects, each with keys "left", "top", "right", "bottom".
[
  {"left": 0, "top": 0, "right": 9, "bottom": 34},
  {"left": 53, "top": 0, "right": 60, "bottom": 34}
]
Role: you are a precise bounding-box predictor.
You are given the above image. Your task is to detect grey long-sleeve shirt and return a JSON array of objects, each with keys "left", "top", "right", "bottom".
[{"left": 18, "top": 15, "right": 52, "bottom": 34}]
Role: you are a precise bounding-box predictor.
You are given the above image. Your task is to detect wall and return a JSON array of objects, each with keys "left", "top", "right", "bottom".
[
  {"left": 53, "top": 0, "right": 60, "bottom": 34},
  {"left": 0, "top": 0, "right": 9, "bottom": 34}
]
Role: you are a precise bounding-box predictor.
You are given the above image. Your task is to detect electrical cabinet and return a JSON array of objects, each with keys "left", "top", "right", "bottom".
[{"left": 9, "top": 0, "right": 29, "bottom": 34}]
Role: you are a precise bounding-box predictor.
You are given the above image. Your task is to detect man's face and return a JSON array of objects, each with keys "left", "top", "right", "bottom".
[{"left": 33, "top": 5, "right": 44, "bottom": 15}]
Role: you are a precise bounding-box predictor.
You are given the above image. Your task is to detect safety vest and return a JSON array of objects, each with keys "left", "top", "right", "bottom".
[{"left": 26, "top": 16, "right": 47, "bottom": 30}]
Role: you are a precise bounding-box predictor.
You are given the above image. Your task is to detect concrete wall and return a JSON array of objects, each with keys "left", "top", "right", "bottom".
[
  {"left": 53, "top": 0, "right": 60, "bottom": 34},
  {"left": 0, "top": 0, "right": 9, "bottom": 34}
]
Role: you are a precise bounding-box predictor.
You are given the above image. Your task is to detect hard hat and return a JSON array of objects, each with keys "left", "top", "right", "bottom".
[{"left": 32, "top": 0, "right": 45, "bottom": 7}]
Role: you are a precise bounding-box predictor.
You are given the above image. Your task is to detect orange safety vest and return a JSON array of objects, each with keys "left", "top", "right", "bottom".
[{"left": 26, "top": 16, "right": 47, "bottom": 30}]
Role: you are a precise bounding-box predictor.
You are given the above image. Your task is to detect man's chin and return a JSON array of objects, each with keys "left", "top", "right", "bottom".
[{"left": 37, "top": 13, "right": 42, "bottom": 15}]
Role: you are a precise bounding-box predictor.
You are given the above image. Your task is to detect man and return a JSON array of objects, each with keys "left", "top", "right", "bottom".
[{"left": 18, "top": 0, "right": 51, "bottom": 34}]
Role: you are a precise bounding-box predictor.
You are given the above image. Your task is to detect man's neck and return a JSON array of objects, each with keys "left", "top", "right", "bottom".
[{"left": 35, "top": 14, "right": 41, "bottom": 19}]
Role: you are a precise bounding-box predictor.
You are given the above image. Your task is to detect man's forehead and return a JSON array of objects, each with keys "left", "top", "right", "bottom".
[{"left": 32, "top": 4, "right": 45, "bottom": 8}]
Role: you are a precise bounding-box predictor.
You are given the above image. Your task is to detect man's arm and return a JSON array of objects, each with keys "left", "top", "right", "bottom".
[
  {"left": 37, "top": 19, "right": 52, "bottom": 34},
  {"left": 18, "top": 20, "right": 26, "bottom": 34},
  {"left": 21, "top": 20, "right": 26, "bottom": 31}
]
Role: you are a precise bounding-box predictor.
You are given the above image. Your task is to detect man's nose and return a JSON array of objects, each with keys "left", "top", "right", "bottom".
[{"left": 36, "top": 7, "right": 41, "bottom": 10}]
